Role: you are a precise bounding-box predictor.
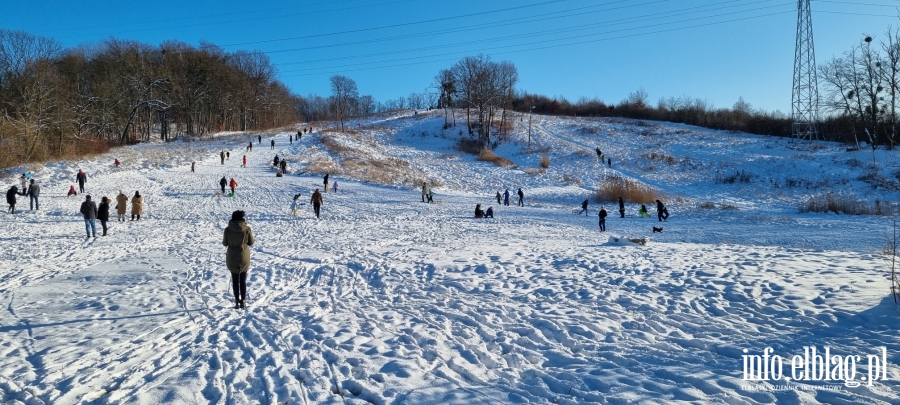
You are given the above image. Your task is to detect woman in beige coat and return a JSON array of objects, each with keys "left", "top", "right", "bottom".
[
  {"left": 115, "top": 190, "right": 128, "bottom": 221},
  {"left": 130, "top": 191, "right": 143, "bottom": 221},
  {"left": 223, "top": 210, "right": 254, "bottom": 308}
]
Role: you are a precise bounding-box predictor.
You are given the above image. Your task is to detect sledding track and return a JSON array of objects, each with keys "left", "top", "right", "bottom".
[{"left": 0, "top": 116, "right": 898, "bottom": 404}]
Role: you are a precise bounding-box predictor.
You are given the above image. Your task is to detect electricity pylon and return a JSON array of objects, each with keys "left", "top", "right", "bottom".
[{"left": 792, "top": 0, "right": 820, "bottom": 141}]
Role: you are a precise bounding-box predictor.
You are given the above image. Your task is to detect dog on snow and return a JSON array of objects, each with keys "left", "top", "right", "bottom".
[{"left": 652, "top": 226, "right": 663, "bottom": 233}]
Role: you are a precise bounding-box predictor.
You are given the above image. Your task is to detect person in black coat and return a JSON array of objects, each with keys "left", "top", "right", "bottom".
[
  {"left": 6, "top": 186, "right": 18, "bottom": 213},
  {"left": 76, "top": 170, "right": 88, "bottom": 193},
  {"left": 598, "top": 206, "right": 608, "bottom": 232},
  {"left": 219, "top": 176, "right": 228, "bottom": 194},
  {"left": 517, "top": 188, "right": 524, "bottom": 206},
  {"left": 98, "top": 197, "right": 110, "bottom": 236},
  {"left": 323, "top": 173, "right": 330, "bottom": 192},
  {"left": 271, "top": 139, "right": 275, "bottom": 150},
  {"left": 474, "top": 204, "right": 485, "bottom": 218},
  {"left": 579, "top": 199, "right": 589, "bottom": 216},
  {"left": 656, "top": 199, "right": 669, "bottom": 222},
  {"left": 618, "top": 197, "right": 625, "bottom": 218}
]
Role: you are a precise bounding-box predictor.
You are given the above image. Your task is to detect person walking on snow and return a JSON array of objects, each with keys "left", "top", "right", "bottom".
[
  {"left": 19, "top": 174, "right": 27, "bottom": 195},
  {"left": 608, "top": 157, "right": 612, "bottom": 168},
  {"left": 271, "top": 139, "right": 275, "bottom": 150},
  {"left": 598, "top": 206, "right": 607, "bottom": 232},
  {"left": 116, "top": 190, "right": 128, "bottom": 221},
  {"left": 98, "top": 197, "right": 110, "bottom": 236},
  {"left": 422, "top": 182, "right": 430, "bottom": 202},
  {"left": 229, "top": 178, "right": 237, "bottom": 195},
  {"left": 191, "top": 161, "right": 195, "bottom": 173},
  {"left": 579, "top": 199, "right": 589, "bottom": 216},
  {"left": 226, "top": 151, "right": 230, "bottom": 160},
  {"left": 517, "top": 188, "right": 524, "bottom": 207},
  {"left": 131, "top": 191, "right": 143, "bottom": 221},
  {"left": 223, "top": 210, "right": 254, "bottom": 309},
  {"left": 219, "top": 176, "right": 227, "bottom": 194},
  {"left": 311, "top": 188, "right": 324, "bottom": 218},
  {"left": 28, "top": 180, "right": 40, "bottom": 210},
  {"left": 6, "top": 186, "right": 18, "bottom": 213},
  {"left": 496, "top": 191, "right": 502, "bottom": 204},
  {"left": 618, "top": 197, "right": 625, "bottom": 218},
  {"left": 273, "top": 155, "right": 280, "bottom": 167},
  {"left": 80, "top": 195, "right": 98, "bottom": 237},
  {"left": 291, "top": 193, "right": 302, "bottom": 216},
  {"left": 639, "top": 204, "right": 651, "bottom": 218},
  {"left": 333, "top": 181, "right": 338, "bottom": 193},
  {"left": 220, "top": 150, "right": 225, "bottom": 165},
  {"left": 242, "top": 155, "right": 247, "bottom": 168},
  {"left": 114, "top": 158, "right": 120, "bottom": 168},
  {"left": 290, "top": 134, "right": 293, "bottom": 144},
  {"left": 504, "top": 189, "right": 510, "bottom": 206},
  {"left": 247, "top": 141, "right": 253, "bottom": 152},
  {"left": 76, "top": 170, "right": 88, "bottom": 194},
  {"left": 323, "top": 173, "right": 330, "bottom": 193},
  {"left": 656, "top": 199, "right": 669, "bottom": 222}
]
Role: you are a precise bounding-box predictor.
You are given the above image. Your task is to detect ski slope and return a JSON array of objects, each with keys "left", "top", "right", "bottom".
[{"left": 0, "top": 111, "right": 897, "bottom": 404}]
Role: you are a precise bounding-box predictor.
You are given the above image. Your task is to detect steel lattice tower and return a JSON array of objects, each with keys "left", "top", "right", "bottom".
[{"left": 792, "top": 0, "right": 819, "bottom": 141}]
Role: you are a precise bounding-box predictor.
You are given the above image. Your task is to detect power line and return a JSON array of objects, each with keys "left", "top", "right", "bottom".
[
  {"left": 221, "top": 0, "right": 569, "bottom": 47},
  {"left": 274, "top": 2, "right": 794, "bottom": 74},
  {"left": 279, "top": 10, "right": 794, "bottom": 79}
]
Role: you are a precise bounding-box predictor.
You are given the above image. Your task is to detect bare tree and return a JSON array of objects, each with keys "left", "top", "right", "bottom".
[{"left": 330, "top": 75, "right": 358, "bottom": 131}]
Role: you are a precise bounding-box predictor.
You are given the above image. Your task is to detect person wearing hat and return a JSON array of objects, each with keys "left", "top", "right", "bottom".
[{"left": 223, "top": 210, "right": 255, "bottom": 309}]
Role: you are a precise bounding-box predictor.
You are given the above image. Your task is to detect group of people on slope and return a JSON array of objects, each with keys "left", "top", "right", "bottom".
[
  {"left": 78, "top": 190, "right": 143, "bottom": 238},
  {"left": 589, "top": 198, "right": 669, "bottom": 232},
  {"left": 6, "top": 173, "right": 40, "bottom": 213},
  {"left": 493, "top": 188, "right": 524, "bottom": 207}
]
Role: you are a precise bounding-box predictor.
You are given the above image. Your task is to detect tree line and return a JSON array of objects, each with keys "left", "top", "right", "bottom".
[{"left": 0, "top": 29, "right": 306, "bottom": 167}]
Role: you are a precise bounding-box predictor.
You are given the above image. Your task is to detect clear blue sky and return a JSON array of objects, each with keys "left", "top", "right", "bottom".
[{"left": 2, "top": 0, "right": 898, "bottom": 114}]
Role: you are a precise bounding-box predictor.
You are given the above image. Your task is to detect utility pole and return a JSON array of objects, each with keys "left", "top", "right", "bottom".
[
  {"left": 528, "top": 105, "right": 535, "bottom": 151},
  {"left": 792, "top": 0, "right": 820, "bottom": 141}
]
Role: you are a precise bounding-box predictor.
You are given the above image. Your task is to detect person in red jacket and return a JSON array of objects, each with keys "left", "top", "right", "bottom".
[
  {"left": 242, "top": 155, "right": 247, "bottom": 168},
  {"left": 229, "top": 178, "right": 238, "bottom": 195},
  {"left": 114, "top": 158, "right": 120, "bottom": 168}
]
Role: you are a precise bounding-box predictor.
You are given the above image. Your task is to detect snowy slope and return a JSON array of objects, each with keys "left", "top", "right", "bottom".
[{"left": 0, "top": 111, "right": 897, "bottom": 404}]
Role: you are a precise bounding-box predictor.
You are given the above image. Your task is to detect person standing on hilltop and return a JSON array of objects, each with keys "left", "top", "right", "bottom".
[
  {"left": 504, "top": 189, "right": 510, "bottom": 206},
  {"left": 517, "top": 188, "right": 524, "bottom": 207},
  {"left": 191, "top": 161, "right": 196, "bottom": 173},
  {"left": 258, "top": 134, "right": 262, "bottom": 144},
  {"left": 579, "top": 199, "right": 589, "bottom": 216},
  {"left": 229, "top": 178, "right": 238, "bottom": 195},
  {"left": 6, "top": 185, "right": 18, "bottom": 213},
  {"left": 496, "top": 191, "right": 502, "bottom": 205},
  {"left": 422, "top": 182, "right": 430, "bottom": 203},
  {"left": 323, "top": 173, "right": 330, "bottom": 193},
  {"left": 242, "top": 155, "right": 247, "bottom": 168},
  {"left": 223, "top": 210, "right": 254, "bottom": 309},
  {"left": 220, "top": 150, "right": 225, "bottom": 165},
  {"left": 271, "top": 139, "right": 275, "bottom": 150},
  {"left": 619, "top": 197, "right": 625, "bottom": 218}
]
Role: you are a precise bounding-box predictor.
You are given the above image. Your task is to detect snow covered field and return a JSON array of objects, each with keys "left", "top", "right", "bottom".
[{"left": 0, "top": 111, "right": 898, "bottom": 404}]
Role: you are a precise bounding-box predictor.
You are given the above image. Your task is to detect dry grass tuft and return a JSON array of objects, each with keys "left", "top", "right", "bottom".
[
  {"left": 642, "top": 151, "right": 677, "bottom": 165},
  {"left": 524, "top": 168, "right": 546, "bottom": 175},
  {"left": 699, "top": 202, "right": 717, "bottom": 209},
  {"left": 561, "top": 174, "right": 580, "bottom": 186},
  {"left": 540, "top": 154, "right": 550, "bottom": 168},
  {"left": 799, "top": 193, "right": 890, "bottom": 215},
  {"left": 477, "top": 148, "right": 515, "bottom": 167},
  {"left": 593, "top": 173, "right": 659, "bottom": 204}
]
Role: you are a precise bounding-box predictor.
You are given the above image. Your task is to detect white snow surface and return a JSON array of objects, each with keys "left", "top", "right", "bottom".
[{"left": 1, "top": 110, "right": 899, "bottom": 404}]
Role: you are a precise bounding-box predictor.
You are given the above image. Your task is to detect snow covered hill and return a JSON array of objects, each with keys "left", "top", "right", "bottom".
[{"left": 0, "top": 111, "right": 897, "bottom": 404}]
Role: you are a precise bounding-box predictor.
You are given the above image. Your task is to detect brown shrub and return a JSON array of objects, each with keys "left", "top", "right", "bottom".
[
  {"left": 593, "top": 173, "right": 658, "bottom": 204},
  {"left": 477, "top": 148, "right": 515, "bottom": 167},
  {"left": 455, "top": 138, "right": 482, "bottom": 155},
  {"left": 540, "top": 154, "right": 550, "bottom": 168},
  {"left": 524, "top": 168, "right": 545, "bottom": 175},
  {"left": 642, "top": 151, "right": 676, "bottom": 165},
  {"left": 699, "top": 202, "right": 716, "bottom": 209},
  {"left": 575, "top": 149, "right": 593, "bottom": 157}
]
